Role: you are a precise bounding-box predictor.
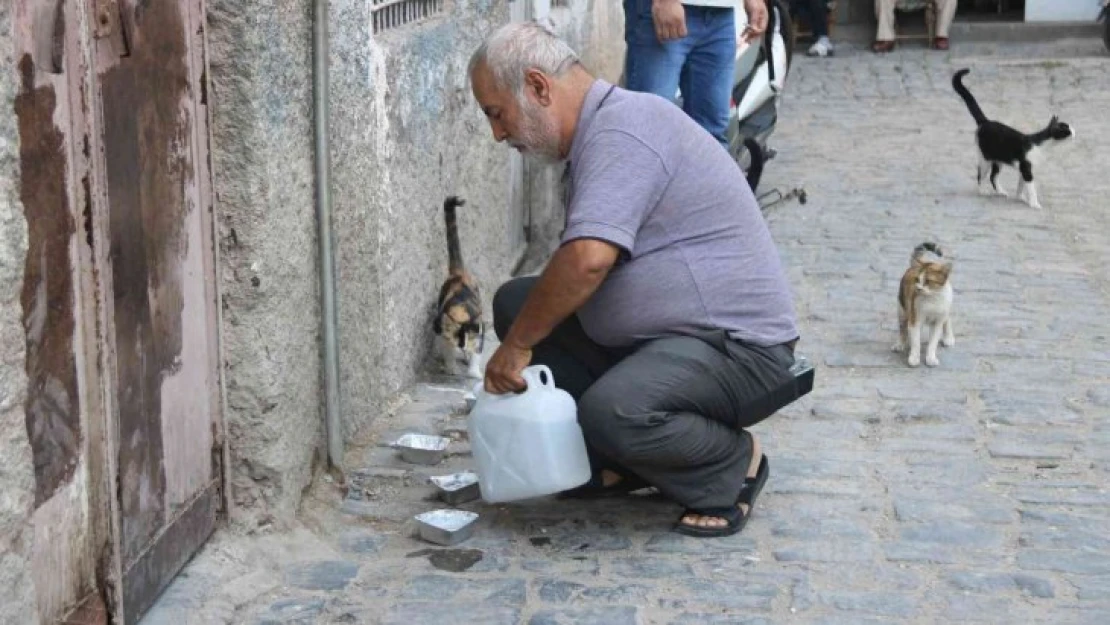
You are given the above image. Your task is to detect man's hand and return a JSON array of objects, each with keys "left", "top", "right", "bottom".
[
  {"left": 741, "top": 0, "right": 768, "bottom": 44},
  {"left": 652, "top": 0, "right": 687, "bottom": 42},
  {"left": 483, "top": 340, "right": 533, "bottom": 395}
]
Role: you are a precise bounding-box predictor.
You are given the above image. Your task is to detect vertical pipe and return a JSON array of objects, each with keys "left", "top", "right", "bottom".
[{"left": 313, "top": 0, "right": 343, "bottom": 469}]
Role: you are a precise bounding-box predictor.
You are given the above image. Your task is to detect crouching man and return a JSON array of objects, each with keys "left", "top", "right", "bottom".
[{"left": 469, "top": 22, "right": 800, "bottom": 537}]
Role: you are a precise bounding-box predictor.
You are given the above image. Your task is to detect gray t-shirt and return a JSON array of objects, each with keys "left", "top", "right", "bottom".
[{"left": 561, "top": 79, "right": 798, "bottom": 348}]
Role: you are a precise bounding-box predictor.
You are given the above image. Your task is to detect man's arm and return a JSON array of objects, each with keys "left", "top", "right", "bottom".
[
  {"left": 483, "top": 238, "right": 618, "bottom": 394},
  {"left": 504, "top": 238, "right": 619, "bottom": 350}
]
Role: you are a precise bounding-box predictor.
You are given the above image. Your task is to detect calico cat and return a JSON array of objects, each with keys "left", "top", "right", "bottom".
[
  {"left": 952, "top": 68, "right": 1074, "bottom": 209},
  {"left": 433, "top": 196, "right": 485, "bottom": 379},
  {"left": 892, "top": 242, "right": 954, "bottom": 368}
]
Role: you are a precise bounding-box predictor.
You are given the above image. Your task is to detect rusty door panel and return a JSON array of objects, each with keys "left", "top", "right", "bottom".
[
  {"left": 15, "top": 0, "right": 117, "bottom": 622},
  {"left": 93, "top": 0, "right": 224, "bottom": 621},
  {"left": 15, "top": 26, "right": 81, "bottom": 515}
]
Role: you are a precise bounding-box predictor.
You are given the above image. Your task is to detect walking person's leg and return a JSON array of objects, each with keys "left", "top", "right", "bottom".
[
  {"left": 932, "top": 0, "right": 957, "bottom": 49},
  {"left": 873, "top": 0, "right": 897, "bottom": 52},
  {"left": 677, "top": 6, "right": 735, "bottom": 150},
  {"left": 576, "top": 333, "right": 797, "bottom": 536},
  {"left": 804, "top": 0, "right": 835, "bottom": 57},
  {"left": 623, "top": 0, "right": 692, "bottom": 104}
]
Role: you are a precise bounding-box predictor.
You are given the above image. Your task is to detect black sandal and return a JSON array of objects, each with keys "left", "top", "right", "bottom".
[
  {"left": 557, "top": 471, "right": 651, "bottom": 500},
  {"left": 673, "top": 454, "right": 770, "bottom": 537}
]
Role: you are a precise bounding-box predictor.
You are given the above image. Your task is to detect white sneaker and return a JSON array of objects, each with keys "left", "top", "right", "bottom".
[{"left": 807, "top": 36, "right": 834, "bottom": 57}]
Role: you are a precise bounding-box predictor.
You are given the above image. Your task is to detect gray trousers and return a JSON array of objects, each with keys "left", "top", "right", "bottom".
[{"left": 492, "top": 277, "right": 797, "bottom": 511}]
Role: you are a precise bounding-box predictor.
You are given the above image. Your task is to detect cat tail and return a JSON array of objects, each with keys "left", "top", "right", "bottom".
[
  {"left": 911, "top": 241, "right": 944, "bottom": 264},
  {"left": 443, "top": 196, "right": 466, "bottom": 275},
  {"left": 952, "top": 69, "right": 987, "bottom": 127}
]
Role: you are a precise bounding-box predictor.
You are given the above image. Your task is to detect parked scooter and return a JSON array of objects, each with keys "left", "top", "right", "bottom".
[{"left": 722, "top": 0, "right": 795, "bottom": 194}]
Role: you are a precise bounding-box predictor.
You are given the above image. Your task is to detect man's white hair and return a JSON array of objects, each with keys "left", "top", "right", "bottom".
[{"left": 468, "top": 20, "right": 580, "bottom": 96}]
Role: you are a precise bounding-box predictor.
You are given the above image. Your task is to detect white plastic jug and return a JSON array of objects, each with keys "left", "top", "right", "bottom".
[{"left": 467, "top": 365, "right": 592, "bottom": 503}]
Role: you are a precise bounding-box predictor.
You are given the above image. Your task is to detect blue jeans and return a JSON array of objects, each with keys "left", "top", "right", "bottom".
[{"left": 623, "top": 0, "right": 736, "bottom": 148}]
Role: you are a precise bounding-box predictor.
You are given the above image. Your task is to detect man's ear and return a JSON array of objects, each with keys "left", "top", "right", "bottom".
[{"left": 523, "top": 68, "right": 552, "bottom": 106}]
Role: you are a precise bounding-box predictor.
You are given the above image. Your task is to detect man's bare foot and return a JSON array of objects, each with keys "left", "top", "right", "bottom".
[{"left": 679, "top": 435, "right": 762, "bottom": 530}]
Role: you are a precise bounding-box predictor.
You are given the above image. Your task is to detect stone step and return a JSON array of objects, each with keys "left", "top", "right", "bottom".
[{"left": 340, "top": 380, "right": 484, "bottom": 523}]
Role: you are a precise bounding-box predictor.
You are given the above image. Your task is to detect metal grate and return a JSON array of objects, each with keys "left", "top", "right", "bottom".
[{"left": 372, "top": 0, "right": 445, "bottom": 33}]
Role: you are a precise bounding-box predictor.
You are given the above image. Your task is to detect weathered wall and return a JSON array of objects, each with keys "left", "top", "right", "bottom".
[
  {"left": 331, "top": 0, "right": 522, "bottom": 439},
  {"left": 206, "top": 0, "right": 323, "bottom": 530},
  {"left": 201, "top": 0, "right": 626, "bottom": 527},
  {"left": 0, "top": 3, "right": 42, "bottom": 623},
  {"left": 329, "top": 0, "right": 626, "bottom": 438}
]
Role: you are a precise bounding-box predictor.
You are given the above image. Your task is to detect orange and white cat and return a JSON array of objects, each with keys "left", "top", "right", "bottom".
[{"left": 892, "top": 242, "right": 954, "bottom": 367}]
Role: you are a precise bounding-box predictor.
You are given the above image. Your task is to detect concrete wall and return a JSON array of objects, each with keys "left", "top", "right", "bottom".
[
  {"left": 331, "top": 0, "right": 518, "bottom": 440},
  {"left": 0, "top": 3, "right": 42, "bottom": 623},
  {"left": 129, "top": 0, "right": 625, "bottom": 532},
  {"left": 329, "top": 0, "right": 628, "bottom": 437},
  {"left": 205, "top": 0, "right": 324, "bottom": 531}
]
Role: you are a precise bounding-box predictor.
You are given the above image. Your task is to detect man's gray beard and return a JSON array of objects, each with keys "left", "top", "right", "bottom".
[{"left": 517, "top": 99, "right": 563, "bottom": 164}]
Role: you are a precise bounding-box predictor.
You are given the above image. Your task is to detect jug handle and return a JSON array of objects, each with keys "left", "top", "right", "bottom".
[{"left": 521, "top": 365, "right": 556, "bottom": 391}]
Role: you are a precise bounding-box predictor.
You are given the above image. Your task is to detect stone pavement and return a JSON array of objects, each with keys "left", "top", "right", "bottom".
[{"left": 142, "top": 39, "right": 1110, "bottom": 625}]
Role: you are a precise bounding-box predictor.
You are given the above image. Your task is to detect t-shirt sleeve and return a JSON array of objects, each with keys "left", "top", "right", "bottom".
[{"left": 561, "top": 130, "right": 669, "bottom": 256}]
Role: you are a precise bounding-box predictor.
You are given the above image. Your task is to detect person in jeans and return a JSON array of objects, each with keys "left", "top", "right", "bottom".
[
  {"left": 873, "top": 0, "right": 957, "bottom": 52},
  {"left": 622, "top": 0, "right": 769, "bottom": 149},
  {"left": 792, "top": 0, "right": 835, "bottom": 57},
  {"left": 467, "top": 22, "right": 800, "bottom": 537}
]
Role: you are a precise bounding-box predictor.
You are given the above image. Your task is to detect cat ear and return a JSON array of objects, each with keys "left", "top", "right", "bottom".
[{"left": 1049, "top": 114, "right": 1059, "bottom": 125}]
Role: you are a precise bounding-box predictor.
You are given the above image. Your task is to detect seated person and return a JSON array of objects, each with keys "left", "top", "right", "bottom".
[
  {"left": 792, "top": 0, "right": 835, "bottom": 57},
  {"left": 467, "top": 22, "right": 801, "bottom": 537},
  {"left": 872, "top": 0, "right": 956, "bottom": 52}
]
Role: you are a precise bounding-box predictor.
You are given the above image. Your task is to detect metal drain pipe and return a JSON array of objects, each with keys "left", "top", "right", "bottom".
[{"left": 313, "top": 0, "right": 343, "bottom": 469}]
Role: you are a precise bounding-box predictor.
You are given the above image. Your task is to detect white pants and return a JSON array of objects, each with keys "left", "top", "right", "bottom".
[{"left": 875, "top": 0, "right": 957, "bottom": 41}]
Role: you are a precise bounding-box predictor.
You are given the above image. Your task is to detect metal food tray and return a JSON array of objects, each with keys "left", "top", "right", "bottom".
[
  {"left": 430, "top": 471, "right": 480, "bottom": 505},
  {"left": 393, "top": 433, "right": 450, "bottom": 465},
  {"left": 414, "top": 509, "right": 479, "bottom": 546}
]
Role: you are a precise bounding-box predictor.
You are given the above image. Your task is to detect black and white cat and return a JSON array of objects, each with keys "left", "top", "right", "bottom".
[{"left": 952, "top": 68, "right": 1074, "bottom": 209}]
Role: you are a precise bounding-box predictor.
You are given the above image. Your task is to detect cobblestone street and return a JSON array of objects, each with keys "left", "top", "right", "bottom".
[{"left": 143, "top": 38, "right": 1110, "bottom": 625}]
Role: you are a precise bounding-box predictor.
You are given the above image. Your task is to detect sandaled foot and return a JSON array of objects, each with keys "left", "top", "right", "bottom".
[
  {"left": 674, "top": 436, "right": 770, "bottom": 537},
  {"left": 872, "top": 40, "right": 895, "bottom": 53},
  {"left": 558, "top": 469, "right": 650, "bottom": 499},
  {"left": 933, "top": 37, "right": 949, "bottom": 51}
]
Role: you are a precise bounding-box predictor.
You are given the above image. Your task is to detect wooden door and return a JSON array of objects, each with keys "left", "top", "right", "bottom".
[{"left": 89, "top": 0, "right": 225, "bottom": 622}]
